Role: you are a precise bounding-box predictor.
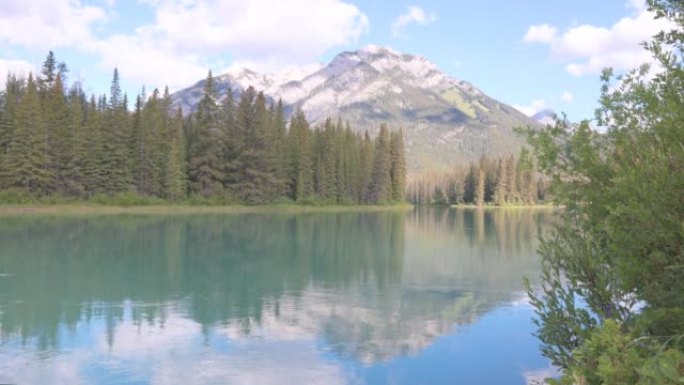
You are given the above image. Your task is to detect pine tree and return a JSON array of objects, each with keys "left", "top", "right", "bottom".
[
  {"left": 82, "top": 95, "right": 104, "bottom": 195},
  {"left": 271, "top": 99, "right": 288, "bottom": 198},
  {"left": 187, "top": 71, "right": 224, "bottom": 197},
  {"left": 342, "top": 123, "right": 360, "bottom": 203},
  {"left": 0, "top": 75, "right": 22, "bottom": 188},
  {"left": 233, "top": 88, "right": 273, "bottom": 203},
  {"left": 220, "top": 87, "right": 238, "bottom": 189},
  {"left": 287, "top": 109, "right": 313, "bottom": 201},
  {"left": 99, "top": 70, "right": 132, "bottom": 194},
  {"left": 39, "top": 51, "right": 56, "bottom": 94},
  {"left": 47, "top": 74, "right": 71, "bottom": 196},
  {"left": 505, "top": 154, "right": 518, "bottom": 203},
  {"left": 2, "top": 74, "right": 49, "bottom": 193},
  {"left": 389, "top": 129, "right": 406, "bottom": 202},
  {"left": 163, "top": 107, "right": 187, "bottom": 200},
  {"left": 131, "top": 92, "right": 145, "bottom": 193},
  {"left": 463, "top": 164, "right": 476, "bottom": 204},
  {"left": 61, "top": 84, "right": 88, "bottom": 197},
  {"left": 358, "top": 130, "right": 373, "bottom": 202},
  {"left": 494, "top": 158, "right": 507, "bottom": 205},
  {"left": 475, "top": 167, "right": 485, "bottom": 206},
  {"left": 367, "top": 124, "right": 392, "bottom": 203}
]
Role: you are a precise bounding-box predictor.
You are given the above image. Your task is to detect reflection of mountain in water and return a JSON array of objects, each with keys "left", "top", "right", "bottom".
[{"left": 0, "top": 209, "right": 551, "bottom": 363}]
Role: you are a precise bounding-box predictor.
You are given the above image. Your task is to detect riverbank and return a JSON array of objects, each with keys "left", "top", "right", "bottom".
[
  {"left": 409, "top": 203, "right": 557, "bottom": 210},
  {"left": 0, "top": 204, "right": 414, "bottom": 216},
  {"left": 451, "top": 204, "right": 557, "bottom": 210}
]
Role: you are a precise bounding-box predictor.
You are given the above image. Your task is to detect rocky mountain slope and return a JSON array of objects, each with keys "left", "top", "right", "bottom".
[{"left": 171, "top": 45, "right": 539, "bottom": 174}]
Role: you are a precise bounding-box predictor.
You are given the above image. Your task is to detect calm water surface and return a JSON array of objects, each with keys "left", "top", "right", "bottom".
[{"left": 0, "top": 208, "right": 555, "bottom": 384}]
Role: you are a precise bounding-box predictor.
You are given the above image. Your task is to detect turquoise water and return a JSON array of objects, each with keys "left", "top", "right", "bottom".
[{"left": 0, "top": 208, "right": 554, "bottom": 384}]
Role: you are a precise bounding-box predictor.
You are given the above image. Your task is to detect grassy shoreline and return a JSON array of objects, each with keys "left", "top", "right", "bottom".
[
  {"left": 449, "top": 204, "right": 557, "bottom": 210},
  {"left": 0, "top": 203, "right": 414, "bottom": 216}
]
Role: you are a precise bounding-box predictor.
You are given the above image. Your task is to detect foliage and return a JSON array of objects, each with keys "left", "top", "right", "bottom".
[
  {"left": 406, "top": 150, "right": 547, "bottom": 206},
  {"left": 0, "top": 58, "right": 407, "bottom": 205},
  {"left": 524, "top": 1, "right": 684, "bottom": 383}
]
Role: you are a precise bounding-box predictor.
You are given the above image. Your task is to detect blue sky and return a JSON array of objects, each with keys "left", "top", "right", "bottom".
[{"left": 0, "top": 0, "right": 670, "bottom": 121}]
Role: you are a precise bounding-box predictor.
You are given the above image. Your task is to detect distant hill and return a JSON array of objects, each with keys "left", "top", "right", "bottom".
[{"left": 171, "top": 45, "right": 540, "bottom": 174}]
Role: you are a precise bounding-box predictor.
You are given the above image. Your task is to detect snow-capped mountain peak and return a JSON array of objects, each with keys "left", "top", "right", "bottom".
[{"left": 171, "top": 45, "right": 538, "bottom": 173}]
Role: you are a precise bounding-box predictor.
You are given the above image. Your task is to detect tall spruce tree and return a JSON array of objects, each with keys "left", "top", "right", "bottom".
[
  {"left": 358, "top": 131, "right": 373, "bottom": 202},
  {"left": 0, "top": 75, "right": 22, "bottom": 188},
  {"left": 367, "top": 124, "right": 392, "bottom": 203},
  {"left": 389, "top": 129, "right": 406, "bottom": 202},
  {"left": 288, "top": 109, "right": 313, "bottom": 201},
  {"left": 187, "top": 71, "right": 224, "bottom": 197},
  {"left": 2, "top": 74, "right": 49, "bottom": 193}
]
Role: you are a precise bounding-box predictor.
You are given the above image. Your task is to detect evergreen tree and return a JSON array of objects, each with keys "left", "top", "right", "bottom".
[
  {"left": 2, "top": 74, "right": 49, "bottom": 193},
  {"left": 219, "top": 87, "right": 238, "bottom": 189},
  {"left": 463, "top": 164, "right": 476, "bottom": 203},
  {"left": 504, "top": 154, "right": 517, "bottom": 203},
  {"left": 187, "top": 71, "right": 224, "bottom": 197},
  {"left": 475, "top": 167, "right": 485, "bottom": 206},
  {"left": 47, "top": 74, "right": 71, "bottom": 195},
  {"left": 82, "top": 95, "right": 105, "bottom": 195},
  {"left": 367, "top": 124, "right": 391, "bottom": 203},
  {"left": 163, "top": 107, "right": 187, "bottom": 200},
  {"left": 494, "top": 158, "right": 506, "bottom": 205},
  {"left": 389, "top": 129, "right": 406, "bottom": 202},
  {"left": 358, "top": 131, "right": 373, "bottom": 202},
  {"left": 342, "top": 123, "right": 361, "bottom": 203},
  {"left": 233, "top": 88, "right": 274, "bottom": 203},
  {"left": 99, "top": 70, "right": 132, "bottom": 194},
  {"left": 287, "top": 109, "right": 313, "bottom": 201},
  {"left": 0, "top": 75, "right": 22, "bottom": 188},
  {"left": 39, "top": 51, "right": 56, "bottom": 94},
  {"left": 271, "top": 99, "right": 288, "bottom": 198},
  {"left": 62, "top": 84, "right": 88, "bottom": 196}
]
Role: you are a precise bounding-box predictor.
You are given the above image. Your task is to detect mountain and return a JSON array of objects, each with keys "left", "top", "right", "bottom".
[
  {"left": 532, "top": 109, "right": 558, "bottom": 126},
  {"left": 171, "top": 45, "right": 539, "bottom": 174}
]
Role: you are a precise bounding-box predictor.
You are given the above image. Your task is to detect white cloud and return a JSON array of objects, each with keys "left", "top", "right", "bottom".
[
  {"left": 0, "top": 0, "right": 108, "bottom": 49},
  {"left": 523, "top": 24, "right": 557, "bottom": 44},
  {"left": 524, "top": 7, "right": 672, "bottom": 76},
  {"left": 523, "top": 366, "right": 560, "bottom": 385},
  {"left": 0, "top": 59, "right": 35, "bottom": 85},
  {"left": 392, "top": 6, "right": 436, "bottom": 37},
  {"left": 0, "top": 0, "right": 369, "bottom": 92},
  {"left": 94, "top": 0, "right": 369, "bottom": 90},
  {"left": 93, "top": 34, "right": 209, "bottom": 92},
  {"left": 513, "top": 99, "right": 547, "bottom": 117},
  {"left": 138, "top": 0, "right": 368, "bottom": 64},
  {"left": 561, "top": 91, "right": 573, "bottom": 103}
]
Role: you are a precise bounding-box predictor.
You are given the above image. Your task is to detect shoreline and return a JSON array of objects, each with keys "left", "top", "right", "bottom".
[{"left": 0, "top": 204, "right": 414, "bottom": 216}]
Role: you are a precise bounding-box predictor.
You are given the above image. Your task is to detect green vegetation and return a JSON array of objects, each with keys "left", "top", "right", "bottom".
[
  {"left": 0, "top": 56, "right": 407, "bottom": 206},
  {"left": 524, "top": 1, "right": 684, "bottom": 383},
  {"left": 441, "top": 88, "right": 477, "bottom": 118},
  {"left": 406, "top": 149, "right": 549, "bottom": 206}
]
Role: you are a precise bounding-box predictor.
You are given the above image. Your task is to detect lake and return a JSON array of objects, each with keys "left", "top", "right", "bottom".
[{"left": 0, "top": 208, "right": 555, "bottom": 384}]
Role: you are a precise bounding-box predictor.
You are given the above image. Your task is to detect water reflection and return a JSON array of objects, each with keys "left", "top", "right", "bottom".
[{"left": 0, "top": 208, "right": 553, "bottom": 384}]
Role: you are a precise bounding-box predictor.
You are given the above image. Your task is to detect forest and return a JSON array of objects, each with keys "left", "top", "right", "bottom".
[
  {"left": 0, "top": 53, "right": 406, "bottom": 205},
  {"left": 406, "top": 149, "right": 549, "bottom": 206}
]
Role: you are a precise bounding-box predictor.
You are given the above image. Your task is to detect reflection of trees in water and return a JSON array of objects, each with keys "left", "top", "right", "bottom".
[
  {"left": 0, "top": 209, "right": 552, "bottom": 362},
  {"left": 0, "top": 212, "right": 404, "bottom": 350},
  {"left": 314, "top": 208, "right": 554, "bottom": 362},
  {"left": 405, "top": 207, "right": 553, "bottom": 291}
]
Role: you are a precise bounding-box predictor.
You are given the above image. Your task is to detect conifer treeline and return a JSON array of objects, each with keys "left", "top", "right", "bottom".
[
  {"left": 0, "top": 53, "right": 406, "bottom": 204},
  {"left": 407, "top": 149, "right": 549, "bottom": 205}
]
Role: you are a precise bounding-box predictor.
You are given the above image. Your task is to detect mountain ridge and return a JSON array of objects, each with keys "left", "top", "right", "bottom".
[{"left": 171, "top": 45, "right": 539, "bottom": 174}]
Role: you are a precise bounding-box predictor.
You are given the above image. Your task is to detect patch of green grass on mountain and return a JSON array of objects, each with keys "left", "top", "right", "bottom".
[
  {"left": 472, "top": 100, "right": 489, "bottom": 113},
  {"left": 441, "top": 88, "right": 476, "bottom": 119}
]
